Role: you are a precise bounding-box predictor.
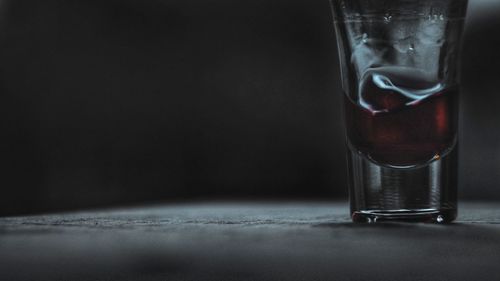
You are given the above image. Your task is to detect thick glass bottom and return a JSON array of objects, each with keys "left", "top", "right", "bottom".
[
  {"left": 347, "top": 144, "right": 458, "bottom": 223},
  {"left": 352, "top": 208, "right": 456, "bottom": 223}
]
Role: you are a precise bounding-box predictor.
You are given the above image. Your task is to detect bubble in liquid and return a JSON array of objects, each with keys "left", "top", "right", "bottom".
[
  {"left": 383, "top": 13, "right": 392, "bottom": 23},
  {"left": 408, "top": 44, "right": 415, "bottom": 53},
  {"left": 361, "top": 33, "right": 368, "bottom": 43},
  {"left": 394, "top": 36, "right": 415, "bottom": 54}
]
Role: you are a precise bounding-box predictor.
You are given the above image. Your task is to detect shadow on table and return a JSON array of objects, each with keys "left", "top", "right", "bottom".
[{"left": 313, "top": 221, "right": 500, "bottom": 244}]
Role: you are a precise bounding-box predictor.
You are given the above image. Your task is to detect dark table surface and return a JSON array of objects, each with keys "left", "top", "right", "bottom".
[{"left": 1, "top": 201, "right": 500, "bottom": 281}]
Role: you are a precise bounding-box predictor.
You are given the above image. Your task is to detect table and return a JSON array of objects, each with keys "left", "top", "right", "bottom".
[{"left": 1, "top": 202, "right": 500, "bottom": 281}]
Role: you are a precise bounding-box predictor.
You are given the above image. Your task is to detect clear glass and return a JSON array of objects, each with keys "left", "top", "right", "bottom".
[{"left": 330, "top": 0, "right": 468, "bottom": 223}]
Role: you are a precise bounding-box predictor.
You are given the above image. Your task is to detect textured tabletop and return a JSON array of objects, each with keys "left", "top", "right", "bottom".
[{"left": 1, "top": 202, "right": 500, "bottom": 281}]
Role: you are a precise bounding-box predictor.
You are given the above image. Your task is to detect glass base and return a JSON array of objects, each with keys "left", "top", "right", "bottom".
[
  {"left": 347, "top": 145, "right": 458, "bottom": 223},
  {"left": 352, "top": 208, "right": 456, "bottom": 223}
]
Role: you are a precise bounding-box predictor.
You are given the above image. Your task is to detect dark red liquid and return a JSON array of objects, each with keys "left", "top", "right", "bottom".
[{"left": 344, "top": 68, "right": 458, "bottom": 167}]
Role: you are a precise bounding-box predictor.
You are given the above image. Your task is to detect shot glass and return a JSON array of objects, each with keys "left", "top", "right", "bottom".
[{"left": 330, "top": 0, "right": 468, "bottom": 222}]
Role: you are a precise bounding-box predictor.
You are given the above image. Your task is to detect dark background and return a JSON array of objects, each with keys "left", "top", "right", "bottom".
[{"left": 0, "top": 0, "right": 498, "bottom": 215}]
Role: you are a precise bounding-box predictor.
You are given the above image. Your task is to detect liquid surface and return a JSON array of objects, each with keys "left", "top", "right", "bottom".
[{"left": 344, "top": 67, "right": 458, "bottom": 167}]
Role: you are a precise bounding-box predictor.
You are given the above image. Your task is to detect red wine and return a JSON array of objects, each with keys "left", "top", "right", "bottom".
[{"left": 344, "top": 67, "right": 458, "bottom": 167}]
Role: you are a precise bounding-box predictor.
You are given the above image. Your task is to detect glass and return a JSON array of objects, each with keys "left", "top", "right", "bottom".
[{"left": 330, "top": 0, "right": 468, "bottom": 222}]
